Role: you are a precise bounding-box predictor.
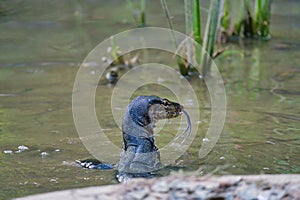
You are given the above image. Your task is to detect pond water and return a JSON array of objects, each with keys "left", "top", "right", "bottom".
[{"left": 0, "top": 0, "right": 300, "bottom": 199}]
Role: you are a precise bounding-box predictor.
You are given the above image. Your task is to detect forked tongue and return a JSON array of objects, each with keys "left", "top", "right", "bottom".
[{"left": 174, "top": 109, "right": 191, "bottom": 144}]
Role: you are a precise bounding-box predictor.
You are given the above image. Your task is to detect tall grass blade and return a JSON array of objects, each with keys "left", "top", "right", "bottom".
[
  {"left": 193, "top": 0, "right": 201, "bottom": 45},
  {"left": 160, "top": 0, "right": 178, "bottom": 47},
  {"left": 200, "top": 0, "right": 224, "bottom": 77},
  {"left": 243, "top": 0, "right": 255, "bottom": 38},
  {"left": 232, "top": 0, "right": 245, "bottom": 38},
  {"left": 184, "top": 0, "right": 193, "bottom": 75},
  {"left": 193, "top": 0, "right": 202, "bottom": 67},
  {"left": 255, "top": 0, "right": 272, "bottom": 40},
  {"left": 161, "top": 0, "right": 190, "bottom": 76},
  {"left": 140, "top": 0, "right": 146, "bottom": 27}
]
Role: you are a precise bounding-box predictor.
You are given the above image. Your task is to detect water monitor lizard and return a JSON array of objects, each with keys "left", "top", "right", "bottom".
[{"left": 77, "top": 95, "right": 191, "bottom": 182}]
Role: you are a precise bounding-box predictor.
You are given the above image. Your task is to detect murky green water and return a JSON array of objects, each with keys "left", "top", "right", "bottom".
[{"left": 0, "top": 0, "right": 300, "bottom": 199}]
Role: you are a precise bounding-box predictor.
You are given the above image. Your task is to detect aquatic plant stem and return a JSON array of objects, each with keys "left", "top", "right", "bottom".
[
  {"left": 232, "top": 0, "right": 245, "bottom": 37},
  {"left": 224, "top": 0, "right": 272, "bottom": 40},
  {"left": 160, "top": 0, "right": 178, "bottom": 47},
  {"left": 255, "top": 0, "right": 272, "bottom": 40},
  {"left": 193, "top": 0, "right": 202, "bottom": 67},
  {"left": 193, "top": 0, "right": 201, "bottom": 45},
  {"left": 161, "top": 0, "right": 189, "bottom": 76},
  {"left": 200, "top": 0, "right": 224, "bottom": 77},
  {"left": 184, "top": 0, "right": 193, "bottom": 75},
  {"left": 140, "top": 0, "right": 146, "bottom": 26}
]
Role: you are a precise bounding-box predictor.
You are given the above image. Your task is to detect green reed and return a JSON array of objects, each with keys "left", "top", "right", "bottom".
[
  {"left": 140, "top": 0, "right": 146, "bottom": 27},
  {"left": 161, "top": 0, "right": 223, "bottom": 77},
  {"left": 184, "top": 0, "right": 193, "bottom": 75},
  {"left": 221, "top": 0, "right": 272, "bottom": 40},
  {"left": 255, "top": 0, "right": 272, "bottom": 40},
  {"left": 159, "top": 0, "right": 272, "bottom": 77},
  {"left": 160, "top": 0, "right": 190, "bottom": 76},
  {"left": 200, "top": 0, "right": 223, "bottom": 77},
  {"left": 193, "top": 0, "right": 201, "bottom": 45}
]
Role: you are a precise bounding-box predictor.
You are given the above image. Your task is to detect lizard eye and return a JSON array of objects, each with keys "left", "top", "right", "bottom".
[{"left": 161, "top": 99, "right": 169, "bottom": 105}]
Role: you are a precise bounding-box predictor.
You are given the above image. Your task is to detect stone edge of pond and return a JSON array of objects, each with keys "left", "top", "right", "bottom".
[{"left": 14, "top": 174, "right": 300, "bottom": 200}]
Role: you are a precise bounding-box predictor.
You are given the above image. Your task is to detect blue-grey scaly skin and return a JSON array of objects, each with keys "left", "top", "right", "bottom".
[
  {"left": 77, "top": 95, "right": 182, "bottom": 182},
  {"left": 117, "top": 96, "right": 182, "bottom": 182},
  {"left": 118, "top": 96, "right": 162, "bottom": 176}
]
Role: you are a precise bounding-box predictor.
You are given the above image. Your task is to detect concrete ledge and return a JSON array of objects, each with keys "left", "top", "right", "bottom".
[{"left": 15, "top": 174, "right": 300, "bottom": 200}]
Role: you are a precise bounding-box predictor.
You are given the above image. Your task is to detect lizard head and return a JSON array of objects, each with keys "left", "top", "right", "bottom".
[{"left": 126, "top": 96, "right": 183, "bottom": 127}]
